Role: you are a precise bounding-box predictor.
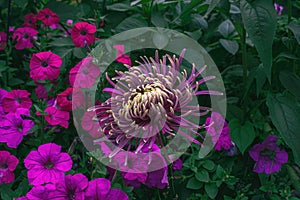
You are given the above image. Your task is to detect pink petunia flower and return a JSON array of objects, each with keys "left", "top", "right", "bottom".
[
  {"left": 205, "top": 112, "right": 233, "bottom": 151},
  {"left": 1, "top": 89, "right": 32, "bottom": 113},
  {"left": 44, "top": 106, "right": 70, "bottom": 128},
  {"left": 85, "top": 178, "right": 128, "bottom": 200},
  {"left": 0, "top": 32, "right": 7, "bottom": 50},
  {"left": 0, "top": 108, "right": 34, "bottom": 148},
  {"left": 81, "top": 111, "right": 102, "bottom": 138},
  {"left": 9, "top": 26, "right": 15, "bottom": 32},
  {"left": 274, "top": 3, "right": 284, "bottom": 16},
  {"left": 35, "top": 83, "right": 48, "bottom": 99},
  {"left": 52, "top": 173, "right": 88, "bottom": 199},
  {"left": 26, "top": 184, "right": 56, "bottom": 200},
  {"left": 37, "top": 8, "right": 59, "bottom": 26},
  {"left": 23, "top": 13, "right": 37, "bottom": 29},
  {"left": 0, "top": 151, "right": 19, "bottom": 184},
  {"left": 67, "top": 19, "right": 73, "bottom": 26},
  {"left": 30, "top": 52, "right": 62, "bottom": 81},
  {"left": 57, "top": 87, "right": 85, "bottom": 111},
  {"left": 249, "top": 134, "right": 288, "bottom": 174},
  {"left": 0, "top": 89, "right": 8, "bottom": 118},
  {"left": 12, "top": 27, "right": 38, "bottom": 50},
  {"left": 69, "top": 57, "right": 101, "bottom": 88},
  {"left": 71, "top": 22, "right": 96, "bottom": 47},
  {"left": 24, "top": 143, "right": 73, "bottom": 186},
  {"left": 113, "top": 45, "right": 131, "bottom": 66}
]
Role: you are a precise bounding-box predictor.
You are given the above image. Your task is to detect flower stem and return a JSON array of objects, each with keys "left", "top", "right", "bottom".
[{"left": 287, "top": 0, "right": 292, "bottom": 24}]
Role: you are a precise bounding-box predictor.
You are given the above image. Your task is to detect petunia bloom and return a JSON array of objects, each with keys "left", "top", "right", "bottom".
[
  {"left": 57, "top": 87, "right": 85, "bottom": 111},
  {"left": 26, "top": 184, "right": 56, "bottom": 200},
  {"left": 113, "top": 45, "right": 132, "bottom": 66},
  {"left": 172, "top": 158, "right": 183, "bottom": 171},
  {"left": 1, "top": 89, "right": 32, "bottom": 113},
  {"left": 81, "top": 111, "right": 101, "bottom": 138},
  {"left": 85, "top": 178, "right": 128, "bottom": 200},
  {"left": 0, "top": 89, "right": 8, "bottom": 118},
  {"left": 35, "top": 83, "right": 48, "bottom": 99},
  {"left": 205, "top": 112, "right": 233, "bottom": 151},
  {"left": 274, "top": 3, "right": 284, "bottom": 16},
  {"left": 249, "top": 135, "right": 288, "bottom": 174},
  {"left": 23, "top": 13, "right": 37, "bottom": 29},
  {"left": 30, "top": 52, "right": 62, "bottom": 81},
  {"left": 69, "top": 57, "right": 101, "bottom": 88},
  {"left": 12, "top": 27, "right": 38, "bottom": 50},
  {"left": 24, "top": 143, "right": 73, "bottom": 186},
  {"left": 0, "top": 108, "right": 34, "bottom": 148},
  {"left": 37, "top": 8, "right": 59, "bottom": 26},
  {"left": 71, "top": 22, "right": 96, "bottom": 47},
  {"left": 44, "top": 106, "right": 70, "bottom": 128},
  {"left": 0, "top": 151, "right": 19, "bottom": 184},
  {"left": 0, "top": 32, "right": 7, "bottom": 50},
  {"left": 52, "top": 173, "right": 88, "bottom": 200}
]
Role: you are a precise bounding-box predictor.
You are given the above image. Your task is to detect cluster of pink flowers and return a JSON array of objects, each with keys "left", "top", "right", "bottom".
[
  {"left": 17, "top": 143, "right": 128, "bottom": 199},
  {"left": 0, "top": 89, "right": 34, "bottom": 148}
]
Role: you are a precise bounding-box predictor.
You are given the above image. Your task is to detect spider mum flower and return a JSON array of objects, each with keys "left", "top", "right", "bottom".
[
  {"left": 12, "top": 27, "right": 38, "bottom": 50},
  {"left": 30, "top": 52, "right": 62, "bottom": 81},
  {"left": 69, "top": 57, "right": 101, "bottom": 88},
  {"left": 24, "top": 143, "right": 73, "bottom": 186},
  {"left": 37, "top": 8, "right": 59, "bottom": 26},
  {"left": 0, "top": 32, "right": 7, "bottom": 50},
  {"left": 23, "top": 13, "right": 37, "bottom": 29},
  {"left": 249, "top": 135, "right": 288, "bottom": 174},
  {"left": 44, "top": 106, "right": 70, "bottom": 128},
  {"left": 0, "top": 151, "right": 19, "bottom": 184},
  {"left": 85, "top": 178, "right": 128, "bottom": 200},
  {"left": 1, "top": 89, "right": 32, "bottom": 113},
  {"left": 0, "top": 108, "right": 34, "bottom": 148},
  {"left": 71, "top": 22, "right": 96, "bottom": 47},
  {"left": 52, "top": 173, "right": 88, "bottom": 200},
  {"left": 89, "top": 49, "right": 222, "bottom": 159}
]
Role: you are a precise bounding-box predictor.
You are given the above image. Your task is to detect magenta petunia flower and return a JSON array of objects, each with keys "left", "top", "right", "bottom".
[
  {"left": 0, "top": 108, "right": 34, "bottom": 148},
  {"left": 37, "top": 8, "right": 59, "bottom": 26},
  {"left": 249, "top": 135, "right": 288, "bottom": 174},
  {"left": 35, "top": 83, "right": 48, "bottom": 99},
  {"left": 81, "top": 111, "right": 101, "bottom": 138},
  {"left": 52, "top": 173, "right": 88, "bottom": 200},
  {"left": 69, "top": 57, "right": 101, "bottom": 88},
  {"left": 0, "top": 32, "right": 7, "bottom": 50},
  {"left": 57, "top": 87, "right": 85, "bottom": 111},
  {"left": 274, "top": 3, "right": 284, "bottom": 16},
  {"left": 85, "top": 178, "right": 128, "bottom": 200},
  {"left": 205, "top": 112, "right": 233, "bottom": 151},
  {"left": 44, "top": 106, "right": 70, "bottom": 128},
  {"left": 0, "top": 89, "right": 8, "bottom": 118},
  {"left": 1, "top": 89, "right": 32, "bottom": 113},
  {"left": 71, "top": 22, "right": 96, "bottom": 47},
  {"left": 113, "top": 45, "right": 132, "bottom": 66},
  {"left": 24, "top": 143, "right": 73, "bottom": 186},
  {"left": 26, "top": 184, "right": 56, "bottom": 200},
  {"left": 0, "top": 151, "right": 19, "bottom": 184},
  {"left": 172, "top": 158, "right": 182, "bottom": 171},
  {"left": 12, "top": 27, "right": 38, "bottom": 50},
  {"left": 23, "top": 13, "right": 37, "bottom": 29},
  {"left": 30, "top": 52, "right": 62, "bottom": 81},
  {"left": 67, "top": 19, "right": 73, "bottom": 26}
]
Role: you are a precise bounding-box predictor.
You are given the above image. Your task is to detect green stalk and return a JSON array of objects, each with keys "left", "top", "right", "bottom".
[
  {"left": 286, "top": 165, "right": 300, "bottom": 193},
  {"left": 241, "top": 28, "right": 247, "bottom": 90}
]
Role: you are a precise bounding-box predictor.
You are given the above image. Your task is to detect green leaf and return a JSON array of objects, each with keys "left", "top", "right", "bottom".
[
  {"left": 219, "top": 39, "right": 239, "bottom": 55},
  {"left": 229, "top": 120, "right": 256, "bottom": 154},
  {"left": 195, "top": 170, "right": 210, "bottom": 183},
  {"left": 216, "top": 165, "right": 225, "bottom": 178},
  {"left": 9, "top": 78, "right": 24, "bottom": 86},
  {"left": 205, "top": 183, "right": 218, "bottom": 199},
  {"left": 204, "top": 0, "right": 221, "bottom": 18},
  {"left": 288, "top": 21, "right": 300, "bottom": 45},
  {"left": 186, "top": 177, "right": 202, "bottom": 190},
  {"left": 202, "top": 160, "right": 215, "bottom": 171},
  {"left": 266, "top": 93, "right": 300, "bottom": 166},
  {"left": 115, "top": 15, "right": 148, "bottom": 33},
  {"left": 240, "top": 0, "right": 277, "bottom": 82},
  {"left": 151, "top": 11, "right": 168, "bottom": 28},
  {"left": 255, "top": 64, "right": 267, "bottom": 96},
  {"left": 279, "top": 71, "right": 300, "bottom": 101},
  {"left": 106, "top": 3, "right": 132, "bottom": 11},
  {"left": 153, "top": 32, "right": 169, "bottom": 49},
  {"left": 49, "top": 37, "right": 74, "bottom": 47}
]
